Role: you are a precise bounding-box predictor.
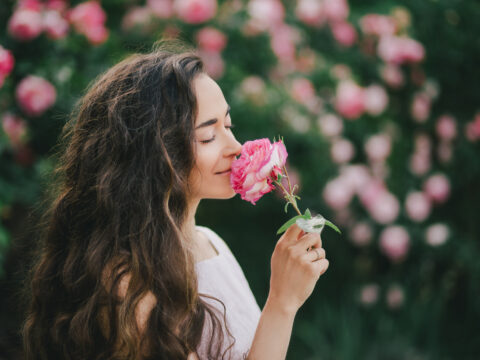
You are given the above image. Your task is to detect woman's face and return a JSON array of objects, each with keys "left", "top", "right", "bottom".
[{"left": 188, "top": 73, "right": 242, "bottom": 201}]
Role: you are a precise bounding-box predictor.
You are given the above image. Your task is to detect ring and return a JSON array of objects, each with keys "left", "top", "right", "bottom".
[{"left": 310, "top": 247, "right": 321, "bottom": 261}]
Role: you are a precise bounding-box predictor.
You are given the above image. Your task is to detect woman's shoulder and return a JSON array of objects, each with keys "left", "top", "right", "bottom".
[{"left": 195, "top": 225, "right": 235, "bottom": 259}]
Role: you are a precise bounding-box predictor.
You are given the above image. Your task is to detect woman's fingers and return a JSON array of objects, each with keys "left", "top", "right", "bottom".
[
  {"left": 296, "top": 232, "right": 322, "bottom": 251},
  {"left": 302, "top": 247, "right": 326, "bottom": 262},
  {"left": 282, "top": 223, "right": 305, "bottom": 244}
]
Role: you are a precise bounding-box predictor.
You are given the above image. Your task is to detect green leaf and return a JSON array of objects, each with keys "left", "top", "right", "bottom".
[
  {"left": 284, "top": 202, "right": 290, "bottom": 213},
  {"left": 277, "top": 173, "right": 282, "bottom": 182},
  {"left": 276, "top": 214, "right": 308, "bottom": 235},
  {"left": 325, "top": 219, "right": 341, "bottom": 234},
  {"left": 304, "top": 208, "right": 312, "bottom": 219}
]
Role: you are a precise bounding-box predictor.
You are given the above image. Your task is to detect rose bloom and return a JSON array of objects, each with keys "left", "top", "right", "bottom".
[
  {"left": 435, "top": 115, "right": 457, "bottom": 142},
  {"left": 147, "top": 0, "right": 174, "bottom": 18},
  {"left": 198, "top": 50, "right": 224, "bottom": 80},
  {"left": 349, "top": 221, "right": 373, "bottom": 247},
  {"left": 290, "top": 77, "right": 316, "bottom": 105},
  {"left": 364, "top": 84, "right": 389, "bottom": 116},
  {"left": 409, "top": 152, "right": 431, "bottom": 176},
  {"left": 330, "top": 137, "right": 355, "bottom": 164},
  {"left": 423, "top": 173, "right": 450, "bottom": 204},
  {"left": 2, "top": 113, "right": 28, "bottom": 147},
  {"left": 364, "top": 133, "right": 391, "bottom": 162},
  {"left": 425, "top": 223, "right": 449, "bottom": 247},
  {"left": 247, "top": 0, "right": 285, "bottom": 31},
  {"left": 404, "top": 191, "right": 431, "bottom": 222},
  {"left": 295, "top": 0, "right": 326, "bottom": 27},
  {"left": 317, "top": 113, "right": 343, "bottom": 138},
  {"left": 196, "top": 27, "right": 227, "bottom": 53},
  {"left": 360, "top": 14, "right": 397, "bottom": 37},
  {"left": 68, "top": 1, "right": 109, "bottom": 45},
  {"left": 377, "top": 35, "right": 425, "bottom": 65},
  {"left": 322, "top": 176, "right": 355, "bottom": 211},
  {"left": 43, "top": 10, "right": 69, "bottom": 39},
  {"left": 368, "top": 191, "right": 400, "bottom": 225},
  {"left": 16, "top": 75, "right": 57, "bottom": 117},
  {"left": 386, "top": 284, "right": 405, "bottom": 309},
  {"left": 331, "top": 21, "right": 357, "bottom": 47},
  {"left": 173, "top": 0, "right": 217, "bottom": 24},
  {"left": 359, "top": 284, "right": 379, "bottom": 306},
  {"left": 411, "top": 92, "right": 431, "bottom": 123},
  {"left": 335, "top": 80, "right": 365, "bottom": 120},
  {"left": 8, "top": 8, "right": 43, "bottom": 41},
  {"left": 380, "top": 64, "right": 404, "bottom": 89},
  {"left": 0, "top": 46, "right": 15, "bottom": 76},
  {"left": 323, "top": 0, "right": 349, "bottom": 22},
  {"left": 122, "top": 7, "right": 154, "bottom": 32},
  {"left": 464, "top": 113, "right": 480, "bottom": 142},
  {"left": 230, "top": 138, "right": 287, "bottom": 205},
  {"left": 379, "top": 225, "right": 410, "bottom": 263},
  {"left": 269, "top": 24, "right": 300, "bottom": 63},
  {"left": 339, "top": 164, "right": 371, "bottom": 193}
]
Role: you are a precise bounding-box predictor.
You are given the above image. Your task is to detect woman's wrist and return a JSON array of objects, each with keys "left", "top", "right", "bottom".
[{"left": 264, "top": 295, "right": 298, "bottom": 318}]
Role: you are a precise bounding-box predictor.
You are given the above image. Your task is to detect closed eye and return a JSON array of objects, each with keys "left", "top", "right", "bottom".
[{"left": 199, "top": 124, "right": 235, "bottom": 144}]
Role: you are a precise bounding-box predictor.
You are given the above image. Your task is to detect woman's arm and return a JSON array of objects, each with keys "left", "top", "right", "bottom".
[{"left": 245, "top": 298, "right": 296, "bottom": 360}]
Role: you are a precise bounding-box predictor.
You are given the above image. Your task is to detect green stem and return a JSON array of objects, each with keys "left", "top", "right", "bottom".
[{"left": 274, "top": 180, "right": 302, "bottom": 216}]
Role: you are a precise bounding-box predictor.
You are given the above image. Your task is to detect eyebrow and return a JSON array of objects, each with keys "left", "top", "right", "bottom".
[{"left": 195, "top": 105, "right": 231, "bottom": 130}]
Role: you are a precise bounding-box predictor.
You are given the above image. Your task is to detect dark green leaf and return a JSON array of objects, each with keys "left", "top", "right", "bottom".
[
  {"left": 325, "top": 220, "right": 341, "bottom": 234},
  {"left": 276, "top": 214, "right": 308, "bottom": 235}
]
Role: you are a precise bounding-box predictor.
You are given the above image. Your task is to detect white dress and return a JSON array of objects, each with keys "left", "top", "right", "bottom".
[{"left": 195, "top": 225, "right": 262, "bottom": 360}]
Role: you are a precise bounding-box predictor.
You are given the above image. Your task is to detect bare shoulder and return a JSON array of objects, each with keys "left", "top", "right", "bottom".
[{"left": 187, "top": 352, "right": 200, "bottom": 360}]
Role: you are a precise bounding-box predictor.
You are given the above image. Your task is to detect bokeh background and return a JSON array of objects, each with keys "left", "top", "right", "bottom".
[{"left": 1, "top": 0, "right": 479, "bottom": 359}]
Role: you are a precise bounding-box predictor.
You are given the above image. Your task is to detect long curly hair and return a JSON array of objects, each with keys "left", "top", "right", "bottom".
[{"left": 22, "top": 40, "right": 235, "bottom": 360}]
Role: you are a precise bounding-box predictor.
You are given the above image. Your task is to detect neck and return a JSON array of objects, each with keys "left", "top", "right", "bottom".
[{"left": 184, "top": 197, "right": 201, "bottom": 245}]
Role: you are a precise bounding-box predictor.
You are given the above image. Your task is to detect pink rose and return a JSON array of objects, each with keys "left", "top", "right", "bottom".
[
  {"left": 122, "top": 7, "right": 154, "bottom": 32},
  {"left": 404, "top": 191, "right": 431, "bottom": 222},
  {"left": 386, "top": 284, "right": 405, "bottom": 309},
  {"left": 322, "top": 176, "right": 355, "bottom": 210},
  {"left": 364, "top": 84, "right": 389, "bottom": 116},
  {"left": 16, "top": 75, "right": 57, "bottom": 117},
  {"left": 364, "top": 133, "right": 391, "bottom": 162},
  {"left": 2, "top": 113, "right": 28, "bottom": 147},
  {"left": 0, "top": 46, "right": 15, "bottom": 76},
  {"left": 317, "top": 113, "right": 343, "bottom": 138},
  {"left": 247, "top": 0, "right": 285, "bottom": 31},
  {"left": 377, "top": 35, "right": 425, "bottom": 65},
  {"left": 196, "top": 27, "right": 227, "bottom": 53},
  {"left": 198, "top": 50, "right": 225, "bottom": 79},
  {"left": 380, "top": 64, "right": 404, "bottom": 89},
  {"left": 359, "top": 284, "right": 379, "bottom": 306},
  {"left": 331, "top": 21, "right": 357, "bottom": 47},
  {"left": 411, "top": 92, "right": 431, "bottom": 123},
  {"left": 335, "top": 80, "right": 365, "bottom": 120},
  {"left": 269, "top": 24, "right": 300, "bottom": 63},
  {"left": 295, "top": 0, "right": 326, "bottom": 27},
  {"left": 368, "top": 191, "right": 400, "bottom": 224},
  {"left": 423, "top": 173, "right": 450, "bottom": 204},
  {"left": 435, "top": 115, "right": 457, "bottom": 141},
  {"left": 8, "top": 8, "right": 43, "bottom": 41},
  {"left": 147, "top": 0, "right": 174, "bottom": 18},
  {"left": 230, "top": 138, "right": 288, "bottom": 205},
  {"left": 425, "top": 223, "right": 449, "bottom": 247},
  {"left": 379, "top": 225, "right": 410, "bottom": 263},
  {"left": 290, "top": 77, "right": 316, "bottom": 105},
  {"left": 68, "top": 1, "right": 109, "bottom": 45},
  {"left": 43, "top": 10, "right": 69, "bottom": 39},
  {"left": 174, "top": 0, "right": 217, "bottom": 24},
  {"left": 330, "top": 137, "right": 355, "bottom": 164},
  {"left": 323, "top": 0, "right": 349, "bottom": 22},
  {"left": 360, "top": 14, "right": 397, "bottom": 37},
  {"left": 349, "top": 221, "right": 373, "bottom": 247}
]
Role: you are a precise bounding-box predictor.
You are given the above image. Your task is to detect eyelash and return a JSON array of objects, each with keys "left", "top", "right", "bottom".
[{"left": 199, "top": 124, "right": 235, "bottom": 144}]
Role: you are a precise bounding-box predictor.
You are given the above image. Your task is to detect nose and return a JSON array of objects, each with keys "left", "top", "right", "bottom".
[{"left": 227, "top": 134, "right": 242, "bottom": 158}]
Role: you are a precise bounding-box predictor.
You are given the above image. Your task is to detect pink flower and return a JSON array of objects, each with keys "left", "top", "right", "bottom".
[
  {"left": 359, "top": 284, "right": 379, "bottom": 306},
  {"left": 379, "top": 225, "right": 410, "bottom": 263},
  {"left": 364, "top": 133, "right": 391, "bottom": 162},
  {"left": 368, "top": 191, "right": 400, "bottom": 224},
  {"left": 330, "top": 137, "right": 355, "bottom": 164},
  {"left": 323, "top": 176, "right": 355, "bottom": 210},
  {"left": 174, "top": 0, "right": 217, "bottom": 24},
  {"left": 323, "top": 0, "right": 349, "bottom": 22},
  {"left": 409, "top": 153, "right": 430, "bottom": 176},
  {"left": 16, "top": 75, "right": 57, "bottom": 117},
  {"left": 364, "top": 84, "right": 389, "bottom": 116},
  {"left": 349, "top": 221, "right": 373, "bottom": 247},
  {"left": 68, "top": 1, "right": 109, "bottom": 45},
  {"left": 269, "top": 24, "right": 300, "bottom": 63},
  {"left": 290, "top": 77, "right": 316, "bottom": 105},
  {"left": 465, "top": 112, "right": 480, "bottom": 142},
  {"left": 317, "top": 113, "right": 343, "bottom": 138},
  {"left": 339, "top": 164, "right": 371, "bottom": 193},
  {"left": 360, "top": 14, "right": 397, "bottom": 37},
  {"left": 147, "top": 0, "right": 174, "bottom": 18},
  {"left": 423, "top": 173, "right": 450, "bottom": 204},
  {"left": 247, "top": 0, "right": 285, "bottom": 31},
  {"left": 43, "top": 10, "right": 69, "bottom": 39},
  {"left": 411, "top": 92, "right": 431, "bottom": 123},
  {"left": 295, "top": 0, "right": 326, "bottom": 27},
  {"left": 404, "top": 191, "right": 431, "bottom": 222},
  {"left": 239, "top": 76, "right": 267, "bottom": 106},
  {"left": 0, "top": 46, "right": 15, "bottom": 76},
  {"left": 230, "top": 138, "right": 288, "bottom": 205},
  {"left": 380, "top": 64, "right": 404, "bottom": 89},
  {"left": 435, "top": 115, "right": 457, "bottom": 141},
  {"left": 386, "top": 284, "right": 405, "bottom": 309},
  {"left": 2, "top": 113, "right": 28, "bottom": 147},
  {"left": 196, "top": 27, "right": 227, "bottom": 53},
  {"left": 8, "top": 8, "right": 43, "bottom": 41},
  {"left": 198, "top": 50, "right": 224, "bottom": 79},
  {"left": 425, "top": 223, "right": 449, "bottom": 246},
  {"left": 377, "top": 36, "right": 425, "bottom": 65},
  {"left": 331, "top": 21, "right": 357, "bottom": 47},
  {"left": 122, "top": 7, "right": 154, "bottom": 32},
  {"left": 335, "top": 80, "right": 365, "bottom": 120}
]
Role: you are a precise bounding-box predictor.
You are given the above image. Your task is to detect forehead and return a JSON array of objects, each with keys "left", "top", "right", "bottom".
[{"left": 193, "top": 74, "right": 227, "bottom": 125}]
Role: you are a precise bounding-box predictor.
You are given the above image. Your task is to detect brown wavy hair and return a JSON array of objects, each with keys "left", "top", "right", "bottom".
[{"left": 22, "top": 40, "right": 235, "bottom": 360}]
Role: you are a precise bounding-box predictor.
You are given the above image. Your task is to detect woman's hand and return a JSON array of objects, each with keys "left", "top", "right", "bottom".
[{"left": 267, "top": 223, "right": 329, "bottom": 315}]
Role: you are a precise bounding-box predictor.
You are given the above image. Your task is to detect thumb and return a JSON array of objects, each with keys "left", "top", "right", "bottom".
[{"left": 283, "top": 223, "right": 304, "bottom": 242}]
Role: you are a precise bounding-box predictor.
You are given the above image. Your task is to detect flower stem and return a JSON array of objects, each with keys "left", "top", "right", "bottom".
[{"left": 274, "top": 179, "right": 302, "bottom": 216}]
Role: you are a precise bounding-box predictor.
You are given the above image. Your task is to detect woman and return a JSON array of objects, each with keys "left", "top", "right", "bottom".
[{"left": 22, "top": 41, "right": 329, "bottom": 360}]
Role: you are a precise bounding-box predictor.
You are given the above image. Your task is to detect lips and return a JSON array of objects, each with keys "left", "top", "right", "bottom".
[{"left": 215, "top": 168, "right": 231, "bottom": 174}]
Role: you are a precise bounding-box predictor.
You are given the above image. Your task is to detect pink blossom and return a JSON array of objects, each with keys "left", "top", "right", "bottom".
[
  {"left": 247, "top": 0, "right": 285, "bottom": 31},
  {"left": 173, "top": 0, "right": 217, "bottom": 24},
  {"left": 322, "top": 177, "right": 354, "bottom": 210},
  {"left": 339, "top": 164, "right": 371, "bottom": 193},
  {"left": 17, "top": 0, "right": 42, "bottom": 11},
  {"left": 239, "top": 76, "right": 267, "bottom": 105},
  {"left": 69, "top": 1, "right": 109, "bottom": 45},
  {"left": 364, "top": 84, "right": 389, "bottom": 115},
  {"left": 386, "top": 285, "right": 405, "bottom": 309},
  {"left": 411, "top": 92, "right": 431, "bottom": 123},
  {"left": 330, "top": 137, "right": 355, "bottom": 164},
  {"left": 230, "top": 138, "right": 287, "bottom": 205},
  {"left": 359, "top": 284, "right": 379, "bottom": 306},
  {"left": 198, "top": 50, "right": 224, "bottom": 79},
  {"left": 437, "top": 141, "right": 453, "bottom": 163},
  {"left": 46, "top": 0, "right": 68, "bottom": 12},
  {"left": 8, "top": 8, "right": 43, "bottom": 41},
  {"left": 122, "top": 7, "right": 154, "bottom": 32},
  {"left": 295, "top": 0, "right": 325, "bottom": 27},
  {"left": 317, "top": 113, "right": 343, "bottom": 138},
  {"left": 335, "top": 80, "right": 365, "bottom": 120},
  {"left": 323, "top": 0, "right": 349, "bottom": 22},
  {"left": 379, "top": 225, "right": 410, "bottom": 263},
  {"left": 147, "top": 0, "right": 174, "bottom": 18},
  {"left": 290, "top": 77, "right": 316, "bottom": 105},
  {"left": 368, "top": 190, "right": 399, "bottom": 224},
  {"left": 423, "top": 173, "right": 450, "bottom": 204},
  {"left": 405, "top": 191, "right": 431, "bottom": 222},
  {"left": 349, "top": 221, "right": 373, "bottom": 247},
  {"left": 16, "top": 75, "right": 57, "bottom": 117},
  {"left": 364, "top": 133, "right": 391, "bottom": 162},
  {"left": 196, "top": 27, "right": 227, "bottom": 53},
  {"left": 2, "top": 113, "right": 28, "bottom": 147},
  {"left": 409, "top": 153, "right": 431, "bottom": 176},
  {"left": 0, "top": 46, "right": 15, "bottom": 76},
  {"left": 269, "top": 24, "right": 300, "bottom": 63},
  {"left": 465, "top": 112, "right": 480, "bottom": 142},
  {"left": 435, "top": 115, "right": 457, "bottom": 141},
  {"left": 425, "top": 223, "right": 449, "bottom": 246},
  {"left": 43, "top": 10, "right": 69, "bottom": 39},
  {"left": 380, "top": 64, "right": 404, "bottom": 89},
  {"left": 295, "top": 48, "right": 317, "bottom": 73},
  {"left": 377, "top": 35, "right": 425, "bottom": 65},
  {"left": 331, "top": 21, "right": 357, "bottom": 47},
  {"left": 360, "top": 14, "right": 397, "bottom": 37}
]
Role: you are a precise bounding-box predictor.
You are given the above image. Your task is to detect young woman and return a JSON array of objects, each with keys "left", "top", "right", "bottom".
[{"left": 22, "top": 41, "right": 329, "bottom": 360}]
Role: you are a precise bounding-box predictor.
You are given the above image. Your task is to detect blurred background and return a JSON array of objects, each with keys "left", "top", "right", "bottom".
[{"left": 0, "top": 0, "right": 479, "bottom": 359}]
